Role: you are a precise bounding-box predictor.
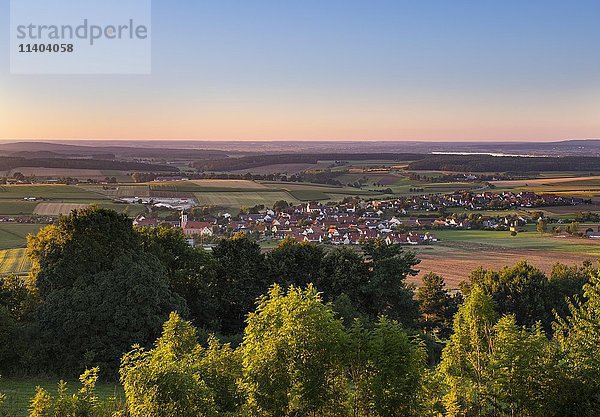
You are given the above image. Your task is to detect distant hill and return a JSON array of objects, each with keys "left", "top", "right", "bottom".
[
  {"left": 0, "top": 142, "right": 230, "bottom": 160},
  {"left": 409, "top": 154, "right": 600, "bottom": 172},
  {"left": 0, "top": 156, "right": 177, "bottom": 173},
  {"left": 193, "top": 153, "right": 427, "bottom": 171}
]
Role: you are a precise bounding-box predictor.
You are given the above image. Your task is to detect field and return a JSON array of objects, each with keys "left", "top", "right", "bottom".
[
  {"left": 194, "top": 191, "right": 297, "bottom": 207},
  {"left": 0, "top": 224, "right": 43, "bottom": 249},
  {"left": 410, "top": 229, "right": 600, "bottom": 288},
  {"left": 231, "top": 162, "right": 330, "bottom": 175},
  {"left": 0, "top": 248, "right": 32, "bottom": 276},
  {"left": 0, "top": 377, "right": 122, "bottom": 416},
  {"left": 0, "top": 185, "right": 145, "bottom": 218},
  {"left": 2, "top": 168, "right": 134, "bottom": 182},
  {"left": 33, "top": 203, "right": 91, "bottom": 216}
]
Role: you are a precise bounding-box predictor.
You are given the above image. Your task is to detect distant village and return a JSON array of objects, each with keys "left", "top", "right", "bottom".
[{"left": 133, "top": 191, "right": 588, "bottom": 246}]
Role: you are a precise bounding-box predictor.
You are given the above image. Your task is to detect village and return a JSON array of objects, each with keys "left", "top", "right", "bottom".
[{"left": 132, "top": 190, "right": 587, "bottom": 246}]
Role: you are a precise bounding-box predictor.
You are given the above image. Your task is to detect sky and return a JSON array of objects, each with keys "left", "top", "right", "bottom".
[{"left": 1, "top": 0, "right": 599, "bottom": 142}]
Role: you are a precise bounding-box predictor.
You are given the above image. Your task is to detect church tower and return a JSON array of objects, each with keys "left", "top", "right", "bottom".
[{"left": 181, "top": 210, "right": 188, "bottom": 228}]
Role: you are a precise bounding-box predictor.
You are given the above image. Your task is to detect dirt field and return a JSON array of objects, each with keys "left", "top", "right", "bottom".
[
  {"left": 190, "top": 180, "right": 269, "bottom": 189},
  {"left": 410, "top": 248, "right": 597, "bottom": 288},
  {"left": 493, "top": 175, "right": 600, "bottom": 187},
  {"left": 33, "top": 203, "right": 90, "bottom": 216}
]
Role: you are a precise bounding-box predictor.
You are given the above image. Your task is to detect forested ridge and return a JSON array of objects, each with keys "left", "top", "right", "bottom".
[
  {"left": 409, "top": 154, "right": 600, "bottom": 172},
  {"left": 0, "top": 156, "right": 177, "bottom": 172},
  {"left": 1, "top": 207, "right": 599, "bottom": 416},
  {"left": 193, "top": 153, "right": 426, "bottom": 171}
]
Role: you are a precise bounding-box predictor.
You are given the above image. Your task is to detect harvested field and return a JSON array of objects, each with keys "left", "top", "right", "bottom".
[
  {"left": 117, "top": 185, "right": 150, "bottom": 198},
  {"left": 33, "top": 203, "right": 90, "bottom": 216},
  {"left": 493, "top": 175, "right": 600, "bottom": 187},
  {"left": 190, "top": 180, "right": 269, "bottom": 189},
  {"left": 193, "top": 191, "right": 297, "bottom": 208},
  {"left": 412, "top": 248, "right": 597, "bottom": 289},
  {"left": 0, "top": 248, "right": 32, "bottom": 276}
]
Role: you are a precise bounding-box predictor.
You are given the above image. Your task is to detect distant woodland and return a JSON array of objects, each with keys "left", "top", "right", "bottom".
[
  {"left": 409, "top": 154, "right": 600, "bottom": 172},
  {"left": 193, "top": 153, "right": 426, "bottom": 171},
  {"left": 0, "top": 157, "right": 177, "bottom": 173}
]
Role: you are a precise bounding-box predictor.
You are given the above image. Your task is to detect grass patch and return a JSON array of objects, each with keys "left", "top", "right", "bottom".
[
  {"left": 0, "top": 224, "right": 43, "bottom": 249},
  {"left": 0, "top": 377, "right": 123, "bottom": 417},
  {"left": 432, "top": 229, "right": 600, "bottom": 254},
  {"left": 286, "top": 189, "right": 330, "bottom": 201}
]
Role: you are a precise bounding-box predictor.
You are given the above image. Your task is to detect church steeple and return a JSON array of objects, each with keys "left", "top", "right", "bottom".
[{"left": 181, "top": 210, "right": 188, "bottom": 228}]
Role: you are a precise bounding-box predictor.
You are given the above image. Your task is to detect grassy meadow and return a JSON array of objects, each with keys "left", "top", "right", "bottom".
[{"left": 0, "top": 377, "right": 123, "bottom": 416}]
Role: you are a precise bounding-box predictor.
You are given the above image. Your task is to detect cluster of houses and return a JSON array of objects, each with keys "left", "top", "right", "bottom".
[
  {"left": 369, "top": 191, "right": 586, "bottom": 212},
  {"left": 131, "top": 190, "right": 589, "bottom": 246},
  {"left": 133, "top": 202, "right": 439, "bottom": 246}
]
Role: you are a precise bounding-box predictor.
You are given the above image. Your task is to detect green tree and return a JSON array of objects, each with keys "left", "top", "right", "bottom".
[
  {"left": 240, "top": 285, "right": 348, "bottom": 417},
  {"left": 120, "top": 313, "right": 218, "bottom": 417},
  {"left": 536, "top": 219, "right": 548, "bottom": 236},
  {"left": 266, "top": 238, "right": 324, "bottom": 288},
  {"left": 272, "top": 200, "right": 289, "bottom": 212},
  {"left": 0, "top": 274, "right": 38, "bottom": 322},
  {"left": 27, "top": 207, "right": 186, "bottom": 373},
  {"left": 0, "top": 306, "right": 18, "bottom": 372},
  {"left": 547, "top": 262, "right": 592, "bottom": 322},
  {"left": 27, "top": 368, "right": 123, "bottom": 417},
  {"left": 138, "top": 226, "right": 219, "bottom": 330},
  {"left": 362, "top": 239, "right": 420, "bottom": 326},
  {"left": 487, "top": 316, "right": 557, "bottom": 417},
  {"left": 553, "top": 274, "right": 600, "bottom": 415},
  {"left": 462, "top": 262, "right": 549, "bottom": 328},
  {"left": 212, "top": 233, "right": 269, "bottom": 334},
  {"left": 438, "top": 287, "right": 497, "bottom": 416},
  {"left": 366, "top": 317, "right": 427, "bottom": 417},
  {"left": 318, "top": 247, "right": 371, "bottom": 313},
  {"left": 415, "top": 273, "right": 458, "bottom": 338}
]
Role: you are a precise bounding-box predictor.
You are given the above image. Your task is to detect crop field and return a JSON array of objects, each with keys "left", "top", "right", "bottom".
[
  {"left": 194, "top": 191, "right": 298, "bottom": 207},
  {"left": 0, "top": 201, "right": 38, "bottom": 215},
  {"left": 117, "top": 185, "right": 151, "bottom": 198},
  {"left": 0, "top": 248, "right": 32, "bottom": 276},
  {"left": 0, "top": 224, "right": 44, "bottom": 249},
  {"left": 33, "top": 203, "right": 91, "bottom": 216},
  {"left": 231, "top": 163, "right": 330, "bottom": 175},
  {"left": 0, "top": 377, "right": 123, "bottom": 417},
  {"left": 0, "top": 185, "right": 102, "bottom": 201},
  {"left": 286, "top": 189, "right": 331, "bottom": 201},
  {"left": 493, "top": 175, "right": 600, "bottom": 187},
  {"left": 151, "top": 180, "right": 269, "bottom": 193},
  {"left": 409, "top": 229, "right": 600, "bottom": 288}
]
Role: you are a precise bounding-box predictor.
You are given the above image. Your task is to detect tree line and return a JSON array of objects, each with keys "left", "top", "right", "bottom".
[
  {"left": 193, "top": 153, "right": 426, "bottom": 172},
  {"left": 0, "top": 157, "right": 176, "bottom": 174},
  {"left": 409, "top": 154, "right": 600, "bottom": 172},
  {"left": 0, "top": 206, "right": 598, "bottom": 415}
]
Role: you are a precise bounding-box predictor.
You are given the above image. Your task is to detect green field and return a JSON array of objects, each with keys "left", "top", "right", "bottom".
[
  {"left": 431, "top": 229, "right": 600, "bottom": 254},
  {"left": 0, "top": 185, "right": 102, "bottom": 201},
  {"left": 0, "top": 377, "right": 123, "bottom": 417},
  {"left": 0, "top": 224, "right": 43, "bottom": 249}
]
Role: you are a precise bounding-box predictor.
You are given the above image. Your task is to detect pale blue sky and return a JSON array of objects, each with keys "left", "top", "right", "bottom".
[{"left": 1, "top": 0, "right": 599, "bottom": 141}]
